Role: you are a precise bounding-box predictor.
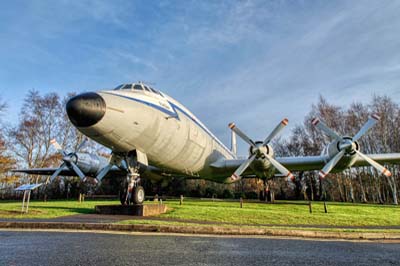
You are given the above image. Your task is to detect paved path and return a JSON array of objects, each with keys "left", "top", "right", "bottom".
[
  {"left": 1, "top": 230, "right": 399, "bottom": 266},
  {"left": 0, "top": 214, "right": 130, "bottom": 223}
]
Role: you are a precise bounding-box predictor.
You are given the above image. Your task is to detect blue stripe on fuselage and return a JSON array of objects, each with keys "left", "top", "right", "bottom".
[
  {"left": 101, "top": 91, "right": 235, "bottom": 158},
  {"left": 103, "top": 92, "right": 179, "bottom": 119}
]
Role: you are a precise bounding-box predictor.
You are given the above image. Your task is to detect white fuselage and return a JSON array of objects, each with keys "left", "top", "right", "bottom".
[{"left": 76, "top": 88, "right": 236, "bottom": 181}]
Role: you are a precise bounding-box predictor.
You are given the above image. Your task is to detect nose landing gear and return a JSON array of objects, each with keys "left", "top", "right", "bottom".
[{"left": 120, "top": 167, "right": 145, "bottom": 205}]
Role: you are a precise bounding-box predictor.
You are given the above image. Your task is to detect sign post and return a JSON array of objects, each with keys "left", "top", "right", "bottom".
[{"left": 15, "top": 183, "right": 43, "bottom": 213}]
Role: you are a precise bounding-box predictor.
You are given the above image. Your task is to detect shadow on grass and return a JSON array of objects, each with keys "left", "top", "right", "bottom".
[{"left": 29, "top": 205, "right": 95, "bottom": 214}]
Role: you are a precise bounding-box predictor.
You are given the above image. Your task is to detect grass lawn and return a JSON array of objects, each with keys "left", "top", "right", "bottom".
[
  {"left": 0, "top": 199, "right": 119, "bottom": 219},
  {"left": 158, "top": 199, "right": 400, "bottom": 227},
  {"left": 0, "top": 198, "right": 399, "bottom": 228}
]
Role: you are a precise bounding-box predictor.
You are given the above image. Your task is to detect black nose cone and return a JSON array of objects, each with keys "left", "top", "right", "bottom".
[{"left": 66, "top": 92, "right": 106, "bottom": 127}]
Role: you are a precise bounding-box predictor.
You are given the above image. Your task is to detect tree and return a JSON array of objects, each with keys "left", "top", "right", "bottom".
[
  {"left": 0, "top": 98, "right": 17, "bottom": 197},
  {"left": 6, "top": 91, "right": 110, "bottom": 198},
  {"left": 0, "top": 99, "right": 15, "bottom": 174}
]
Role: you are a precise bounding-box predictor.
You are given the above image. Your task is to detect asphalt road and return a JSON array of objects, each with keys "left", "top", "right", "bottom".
[{"left": 0, "top": 231, "right": 399, "bottom": 266}]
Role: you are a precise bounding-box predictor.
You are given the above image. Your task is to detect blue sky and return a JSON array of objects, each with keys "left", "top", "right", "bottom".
[{"left": 1, "top": 0, "right": 400, "bottom": 154}]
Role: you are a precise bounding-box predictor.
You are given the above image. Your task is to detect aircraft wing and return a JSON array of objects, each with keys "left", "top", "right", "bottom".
[
  {"left": 275, "top": 156, "right": 327, "bottom": 171},
  {"left": 211, "top": 156, "right": 326, "bottom": 173},
  {"left": 277, "top": 153, "right": 400, "bottom": 173},
  {"left": 353, "top": 153, "right": 400, "bottom": 167},
  {"left": 11, "top": 165, "right": 179, "bottom": 181},
  {"left": 11, "top": 166, "right": 126, "bottom": 178},
  {"left": 212, "top": 153, "right": 400, "bottom": 174},
  {"left": 11, "top": 167, "right": 77, "bottom": 176}
]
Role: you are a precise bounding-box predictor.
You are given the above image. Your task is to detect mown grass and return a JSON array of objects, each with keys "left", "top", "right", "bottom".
[
  {"left": 158, "top": 199, "right": 400, "bottom": 227},
  {"left": 0, "top": 199, "right": 119, "bottom": 219},
  {"left": 0, "top": 198, "right": 399, "bottom": 228}
]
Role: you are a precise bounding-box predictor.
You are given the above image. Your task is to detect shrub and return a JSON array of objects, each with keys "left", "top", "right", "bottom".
[{"left": 221, "top": 189, "right": 234, "bottom": 199}]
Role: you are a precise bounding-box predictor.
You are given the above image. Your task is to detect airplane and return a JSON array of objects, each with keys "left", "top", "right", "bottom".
[{"left": 14, "top": 82, "right": 400, "bottom": 205}]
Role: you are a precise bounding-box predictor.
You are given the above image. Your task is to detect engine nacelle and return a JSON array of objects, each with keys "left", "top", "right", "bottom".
[
  {"left": 249, "top": 141, "right": 275, "bottom": 158},
  {"left": 249, "top": 142, "right": 275, "bottom": 177},
  {"left": 74, "top": 153, "right": 109, "bottom": 176},
  {"left": 321, "top": 137, "right": 359, "bottom": 172}
]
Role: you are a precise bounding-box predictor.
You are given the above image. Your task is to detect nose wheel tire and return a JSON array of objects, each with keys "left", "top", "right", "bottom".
[
  {"left": 119, "top": 185, "right": 145, "bottom": 205},
  {"left": 133, "top": 186, "right": 145, "bottom": 204}
]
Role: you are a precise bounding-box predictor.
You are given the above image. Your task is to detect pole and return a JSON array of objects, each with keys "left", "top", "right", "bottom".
[
  {"left": 26, "top": 190, "right": 31, "bottom": 213},
  {"left": 21, "top": 191, "right": 26, "bottom": 213},
  {"left": 322, "top": 178, "right": 328, "bottom": 213}
]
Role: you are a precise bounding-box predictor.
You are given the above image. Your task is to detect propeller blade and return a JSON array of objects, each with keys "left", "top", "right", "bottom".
[
  {"left": 263, "top": 153, "right": 295, "bottom": 181},
  {"left": 229, "top": 154, "right": 257, "bottom": 182},
  {"left": 76, "top": 137, "right": 88, "bottom": 152},
  {"left": 355, "top": 150, "right": 391, "bottom": 177},
  {"left": 352, "top": 114, "right": 380, "bottom": 142},
  {"left": 228, "top": 123, "right": 256, "bottom": 148},
  {"left": 50, "top": 139, "right": 67, "bottom": 156},
  {"left": 96, "top": 164, "right": 113, "bottom": 182},
  {"left": 319, "top": 150, "right": 345, "bottom": 178},
  {"left": 49, "top": 163, "right": 66, "bottom": 182},
  {"left": 70, "top": 162, "right": 86, "bottom": 179},
  {"left": 263, "top": 118, "right": 289, "bottom": 145},
  {"left": 311, "top": 118, "right": 341, "bottom": 140}
]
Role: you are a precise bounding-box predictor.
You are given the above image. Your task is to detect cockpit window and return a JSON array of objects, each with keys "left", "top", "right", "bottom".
[
  {"left": 114, "top": 84, "right": 124, "bottom": 90},
  {"left": 133, "top": 84, "right": 143, "bottom": 90},
  {"left": 113, "top": 83, "right": 164, "bottom": 98},
  {"left": 149, "top": 87, "right": 158, "bottom": 94},
  {"left": 122, "top": 84, "right": 132, "bottom": 90}
]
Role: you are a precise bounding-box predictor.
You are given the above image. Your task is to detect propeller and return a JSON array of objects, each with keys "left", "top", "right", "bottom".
[
  {"left": 311, "top": 114, "right": 391, "bottom": 178},
  {"left": 95, "top": 153, "right": 123, "bottom": 182},
  {"left": 48, "top": 138, "right": 87, "bottom": 183},
  {"left": 228, "top": 119, "right": 294, "bottom": 182},
  {"left": 96, "top": 163, "right": 113, "bottom": 181}
]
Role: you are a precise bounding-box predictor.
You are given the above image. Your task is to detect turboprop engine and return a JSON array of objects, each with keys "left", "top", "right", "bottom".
[
  {"left": 228, "top": 118, "right": 294, "bottom": 182},
  {"left": 312, "top": 114, "right": 392, "bottom": 178},
  {"left": 319, "top": 136, "right": 359, "bottom": 172},
  {"left": 247, "top": 141, "right": 276, "bottom": 178},
  {"left": 49, "top": 139, "right": 108, "bottom": 182},
  {"left": 70, "top": 152, "right": 108, "bottom": 176}
]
